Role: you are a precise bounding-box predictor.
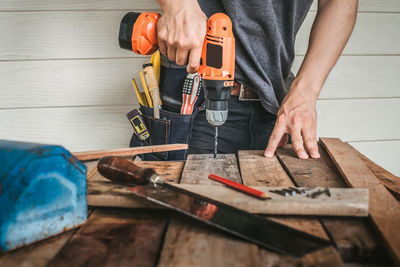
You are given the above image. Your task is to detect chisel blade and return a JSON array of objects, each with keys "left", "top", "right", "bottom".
[{"left": 129, "top": 183, "right": 330, "bottom": 257}]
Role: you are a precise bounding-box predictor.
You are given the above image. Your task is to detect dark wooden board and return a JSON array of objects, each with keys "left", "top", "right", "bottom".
[
  {"left": 48, "top": 208, "right": 168, "bottom": 267},
  {"left": 87, "top": 161, "right": 184, "bottom": 208},
  {"left": 158, "top": 154, "right": 262, "bottom": 267},
  {"left": 276, "top": 144, "right": 389, "bottom": 263},
  {"left": 0, "top": 230, "right": 77, "bottom": 267},
  {"left": 321, "top": 138, "right": 400, "bottom": 266},
  {"left": 238, "top": 150, "right": 344, "bottom": 266},
  {"left": 348, "top": 143, "right": 400, "bottom": 200}
]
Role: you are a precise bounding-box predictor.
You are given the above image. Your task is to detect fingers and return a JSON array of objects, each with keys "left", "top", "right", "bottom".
[
  {"left": 291, "top": 129, "right": 309, "bottom": 159},
  {"left": 278, "top": 133, "right": 289, "bottom": 147},
  {"left": 302, "top": 130, "right": 320, "bottom": 158},
  {"left": 264, "top": 125, "right": 286, "bottom": 157},
  {"left": 187, "top": 46, "right": 202, "bottom": 73},
  {"left": 167, "top": 41, "right": 177, "bottom": 62},
  {"left": 158, "top": 40, "right": 167, "bottom": 57},
  {"left": 176, "top": 47, "right": 189, "bottom": 66}
]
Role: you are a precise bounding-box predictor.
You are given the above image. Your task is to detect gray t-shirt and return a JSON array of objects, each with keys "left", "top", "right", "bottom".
[{"left": 161, "top": 0, "right": 313, "bottom": 114}]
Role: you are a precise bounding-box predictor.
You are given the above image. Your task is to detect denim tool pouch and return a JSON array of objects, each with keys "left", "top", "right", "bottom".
[{"left": 129, "top": 65, "right": 204, "bottom": 161}]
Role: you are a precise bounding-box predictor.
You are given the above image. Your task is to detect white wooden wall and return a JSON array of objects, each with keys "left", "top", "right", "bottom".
[{"left": 0, "top": 1, "right": 399, "bottom": 175}]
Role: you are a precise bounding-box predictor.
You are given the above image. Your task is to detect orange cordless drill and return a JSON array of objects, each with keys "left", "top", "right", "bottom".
[{"left": 118, "top": 12, "right": 235, "bottom": 127}]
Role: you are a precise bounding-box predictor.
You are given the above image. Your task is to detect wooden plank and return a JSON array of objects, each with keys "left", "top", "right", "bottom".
[
  {"left": 317, "top": 98, "right": 400, "bottom": 141},
  {"left": 0, "top": 12, "right": 399, "bottom": 61},
  {"left": 158, "top": 154, "right": 262, "bottom": 267},
  {"left": 47, "top": 208, "right": 168, "bottom": 267},
  {"left": 348, "top": 142, "right": 400, "bottom": 200},
  {"left": 296, "top": 13, "right": 400, "bottom": 55},
  {"left": 0, "top": 230, "right": 77, "bottom": 267},
  {"left": 0, "top": 209, "right": 95, "bottom": 267},
  {"left": 0, "top": 105, "right": 133, "bottom": 152},
  {"left": 301, "top": 247, "right": 345, "bottom": 267},
  {"left": 74, "top": 143, "right": 188, "bottom": 161},
  {"left": 175, "top": 184, "right": 369, "bottom": 216},
  {"left": 237, "top": 151, "right": 343, "bottom": 266},
  {"left": 276, "top": 144, "right": 389, "bottom": 262},
  {"left": 238, "top": 150, "right": 329, "bottom": 240},
  {"left": 292, "top": 56, "right": 400, "bottom": 99},
  {"left": 84, "top": 160, "right": 99, "bottom": 180},
  {"left": 87, "top": 161, "right": 184, "bottom": 208},
  {"left": 350, "top": 140, "right": 400, "bottom": 178},
  {"left": 321, "top": 138, "right": 400, "bottom": 265},
  {"left": 0, "top": 58, "right": 147, "bottom": 109},
  {"left": 180, "top": 154, "right": 242, "bottom": 184}
]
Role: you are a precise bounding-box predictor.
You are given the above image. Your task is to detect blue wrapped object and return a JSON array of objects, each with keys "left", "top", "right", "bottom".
[{"left": 0, "top": 140, "right": 87, "bottom": 251}]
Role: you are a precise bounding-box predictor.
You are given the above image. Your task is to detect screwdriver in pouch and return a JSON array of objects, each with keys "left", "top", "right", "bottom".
[{"left": 181, "top": 73, "right": 202, "bottom": 115}]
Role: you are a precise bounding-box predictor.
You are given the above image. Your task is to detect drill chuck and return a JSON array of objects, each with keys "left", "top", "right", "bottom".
[{"left": 203, "top": 79, "right": 232, "bottom": 126}]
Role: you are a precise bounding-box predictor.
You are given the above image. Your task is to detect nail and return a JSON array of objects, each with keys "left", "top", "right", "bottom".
[
  {"left": 299, "top": 151, "right": 309, "bottom": 159},
  {"left": 265, "top": 150, "right": 273, "bottom": 157},
  {"left": 311, "top": 150, "right": 320, "bottom": 158}
]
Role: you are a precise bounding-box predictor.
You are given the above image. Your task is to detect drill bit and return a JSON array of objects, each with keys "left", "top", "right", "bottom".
[{"left": 214, "top": 127, "right": 218, "bottom": 158}]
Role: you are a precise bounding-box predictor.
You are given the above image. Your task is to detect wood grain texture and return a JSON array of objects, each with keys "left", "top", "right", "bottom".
[
  {"left": 0, "top": 230, "right": 77, "bottom": 267},
  {"left": 74, "top": 143, "right": 188, "bottom": 161},
  {"left": 158, "top": 154, "right": 261, "bottom": 267},
  {"left": 237, "top": 151, "right": 343, "bottom": 265},
  {"left": 47, "top": 208, "right": 168, "bottom": 267},
  {"left": 173, "top": 184, "right": 369, "bottom": 216},
  {"left": 321, "top": 138, "right": 400, "bottom": 265},
  {"left": 301, "top": 246, "right": 345, "bottom": 267},
  {"left": 1, "top": 12, "right": 399, "bottom": 60},
  {"left": 238, "top": 150, "right": 329, "bottom": 240},
  {"left": 350, "top": 140, "right": 400, "bottom": 177},
  {"left": 276, "top": 144, "right": 389, "bottom": 263},
  {"left": 348, "top": 142, "right": 400, "bottom": 200},
  {"left": 84, "top": 160, "right": 99, "bottom": 180},
  {"left": 87, "top": 161, "right": 184, "bottom": 208},
  {"left": 180, "top": 154, "right": 242, "bottom": 184}
]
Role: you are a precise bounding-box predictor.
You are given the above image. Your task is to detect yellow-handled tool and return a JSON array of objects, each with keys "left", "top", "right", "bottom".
[
  {"left": 151, "top": 50, "right": 161, "bottom": 84},
  {"left": 139, "top": 70, "right": 153, "bottom": 108}
]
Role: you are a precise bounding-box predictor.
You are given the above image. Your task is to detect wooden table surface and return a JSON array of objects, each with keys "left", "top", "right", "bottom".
[{"left": 1, "top": 140, "right": 399, "bottom": 267}]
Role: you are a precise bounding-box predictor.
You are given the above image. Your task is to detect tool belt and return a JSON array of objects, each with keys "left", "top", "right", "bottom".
[
  {"left": 129, "top": 67, "right": 200, "bottom": 161},
  {"left": 231, "top": 82, "right": 260, "bottom": 101}
]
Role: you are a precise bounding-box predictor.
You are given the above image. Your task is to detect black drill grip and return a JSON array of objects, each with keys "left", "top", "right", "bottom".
[{"left": 97, "top": 156, "right": 156, "bottom": 185}]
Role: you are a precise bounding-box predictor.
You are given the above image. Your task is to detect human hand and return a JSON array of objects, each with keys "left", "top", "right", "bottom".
[
  {"left": 264, "top": 79, "right": 320, "bottom": 159},
  {"left": 157, "top": 0, "right": 207, "bottom": 73}
]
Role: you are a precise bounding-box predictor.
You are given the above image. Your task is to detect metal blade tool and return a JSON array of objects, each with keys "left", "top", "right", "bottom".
[{"left": 97, "top": 156, "right": 330, "bottom": 257}]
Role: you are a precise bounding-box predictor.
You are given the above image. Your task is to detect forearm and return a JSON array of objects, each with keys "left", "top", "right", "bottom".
[
  {"left": 295, "top": 0, "right": 358, "bottom": 97},
  {"left": 157, "top": 0, "right": 200, "bottom": 12}
]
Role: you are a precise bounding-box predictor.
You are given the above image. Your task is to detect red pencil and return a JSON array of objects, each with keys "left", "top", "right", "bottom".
[{"left": 208, "top": 174, "right": 270, "bottom": 200}]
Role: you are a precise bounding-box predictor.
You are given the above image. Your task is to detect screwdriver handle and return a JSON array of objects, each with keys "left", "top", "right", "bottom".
[{"left": 97, "top": 156, "right": 156, "bottom": 185}]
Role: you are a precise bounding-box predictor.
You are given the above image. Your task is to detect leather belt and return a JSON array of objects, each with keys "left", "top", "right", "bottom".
[{"left": 231, "top": 82, "right": 260, "bottom": 101}]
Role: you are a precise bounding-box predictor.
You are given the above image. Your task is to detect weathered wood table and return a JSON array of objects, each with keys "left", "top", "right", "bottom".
[{"left": 1, "top": 138, "right": 399, "bottom": 267}]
